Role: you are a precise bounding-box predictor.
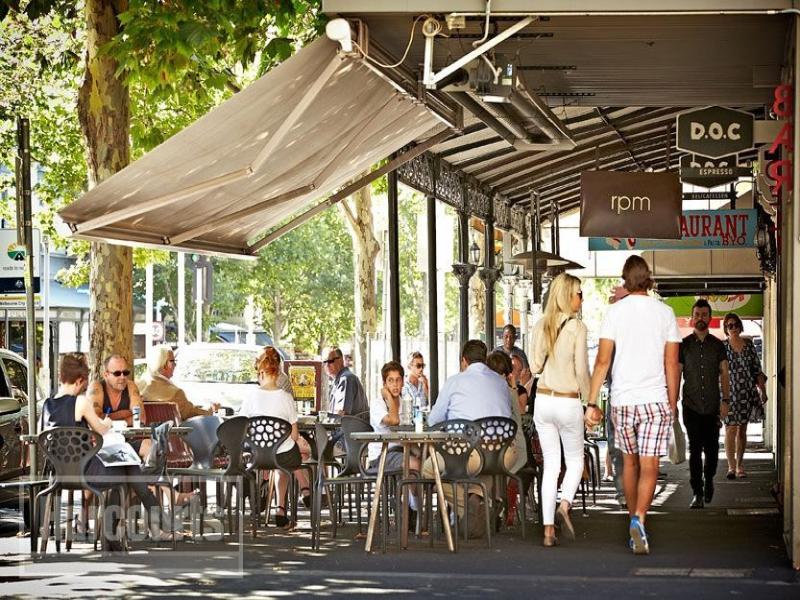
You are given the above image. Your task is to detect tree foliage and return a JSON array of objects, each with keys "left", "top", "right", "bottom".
[{"left": 212, "top": 208, "right": 354, "bottom": 355}]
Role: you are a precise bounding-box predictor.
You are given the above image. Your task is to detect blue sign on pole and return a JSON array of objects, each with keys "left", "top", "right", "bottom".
[{"left": 588, "top": 209, "right": 758, "bottom": 251}]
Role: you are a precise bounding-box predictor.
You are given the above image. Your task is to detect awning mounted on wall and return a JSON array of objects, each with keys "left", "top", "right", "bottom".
[{"left": 58, "top": 37, "right": 443, "bottom": 257}]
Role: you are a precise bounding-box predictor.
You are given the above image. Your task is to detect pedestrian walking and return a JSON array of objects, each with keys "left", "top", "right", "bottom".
[
  {"left": 679, "top": 299, "right": 731, "bottom": 508},
  {"left": 588, "top": 256, "right": 682, "bottom": 555},
  {"left": 529, "top": 273, "right": 597, "bottom": 547}
]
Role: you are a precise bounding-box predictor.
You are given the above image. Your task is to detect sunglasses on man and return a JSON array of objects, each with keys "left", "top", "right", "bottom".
[{"left": 108, "top": 370, "right": 130, "bottom": 377}]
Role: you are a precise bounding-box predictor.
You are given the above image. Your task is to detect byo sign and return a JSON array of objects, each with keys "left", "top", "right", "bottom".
[{"left": 676, "top": 106, "right": 754, "bottom": 158}]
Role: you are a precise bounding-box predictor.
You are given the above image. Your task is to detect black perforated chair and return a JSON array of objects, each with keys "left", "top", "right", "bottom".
[
  {"left": 35, "top": 427, "right": 128, "bottom": 553},
  {"left": 246, "top": 416, "right": 313, "bottom": 536},
  {"left": 435, "top": 419, "right": 492, "bottom": 550},
  {"left": 475, "top": 416, "right": 526, "bottom": 538}
]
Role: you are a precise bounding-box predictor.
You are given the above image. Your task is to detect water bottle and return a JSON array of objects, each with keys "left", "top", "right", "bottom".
[
  {"left": 413, "top": 406, "right": 424, "bottom": 433},
  {"left": 400, "top": 391, "right": 413, "bottom": 426},
  {"left": 132, "top": 406, "right": 141, "bottom": 428}
]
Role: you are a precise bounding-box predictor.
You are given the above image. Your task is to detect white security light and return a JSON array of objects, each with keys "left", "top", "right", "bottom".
[{"left": 326, "top": 18, "right": 353, "bottom": 54}]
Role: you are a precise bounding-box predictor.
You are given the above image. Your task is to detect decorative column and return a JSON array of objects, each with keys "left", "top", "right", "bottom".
[
  {"left": 388, "top": 165, "right": 401, "bottom": 361},
  {"left": 426, "top": 194, "right": 440, "bottom": 402},
  {"left": 452, "top": 208, "right": 475, "bottom": 350},
  {"left": 479, "top": 214, "right": 502, "bottom": 347}
]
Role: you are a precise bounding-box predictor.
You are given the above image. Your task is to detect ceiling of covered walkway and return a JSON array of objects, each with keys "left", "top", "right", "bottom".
[{"left": 325, "top": 5, "right": 789, "bottom": 217}]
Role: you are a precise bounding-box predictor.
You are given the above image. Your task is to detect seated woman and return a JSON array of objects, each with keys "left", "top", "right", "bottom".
[
  {"left": 486, "top": 351, "right": 529, "bottom": 527},
  {"left": 239, "top": 346, "right": 311, "bottom": 529},
  {"left": 40, "top": 353, "right": 173, "bottom": 545}
]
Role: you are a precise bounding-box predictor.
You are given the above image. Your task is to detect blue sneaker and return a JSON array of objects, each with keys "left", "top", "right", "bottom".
[{"left": 629, "top": 516, "right": 649, "bottom": 555}]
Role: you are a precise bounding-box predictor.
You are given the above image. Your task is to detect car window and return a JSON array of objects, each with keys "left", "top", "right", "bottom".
[
  {"left": 174, "top": 349, "right": 258, "bottom": 383},
  {"left": 2, "top": 357, "right": 28, "bottom": 403}
]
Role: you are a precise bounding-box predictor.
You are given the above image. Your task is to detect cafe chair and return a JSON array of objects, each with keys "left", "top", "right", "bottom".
[
  {"left": 433, "top": 419, "right": 492, "bottom": 551},
  {"left": 475, "top": 416, "right": 526, "bottom": 539},
  {"left": 245, "top": 416, "right": 313, "bottom": 537},
  {"left": 168, "top": 415, "right": 225, "bottom": 537},
  {"left": 310, "top": 418, "right": 392, "bottom": 551},
  {"left": 35, "top": 427, "right": 129, "bottom": 553}
]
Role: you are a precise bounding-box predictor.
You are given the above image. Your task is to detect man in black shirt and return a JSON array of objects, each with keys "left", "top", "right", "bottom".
[{"left": 679, "top": 299, "right": 730, "bottom": 509}]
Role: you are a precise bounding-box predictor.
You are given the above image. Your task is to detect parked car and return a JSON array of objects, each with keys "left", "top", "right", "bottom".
[
  {"left": 171, "top": 343, "right": 287, "bottom": 414},
  {"left": 0, "top": 349, "right": 40, "bottom": 518}
]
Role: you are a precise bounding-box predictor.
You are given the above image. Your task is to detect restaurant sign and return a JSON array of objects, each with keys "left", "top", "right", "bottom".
[
  {"left": 664, "top": 294, "right": 763, "bottom": 319},
  {"left": 588, "top": 209, "right": 757, "bottom": 251},
  {"left": 679, "top": 154, "right": 747, "bottom": 188},
  {"left": 676, "top": 106, "right": 754, "bottom": 158},
  {"left": 579, "top": 171, "right": 682, "bottom": 239}
]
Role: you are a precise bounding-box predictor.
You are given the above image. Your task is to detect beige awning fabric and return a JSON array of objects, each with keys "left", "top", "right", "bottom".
[{"left": 58, "top": 37, "right": 442, "bottom": 257}]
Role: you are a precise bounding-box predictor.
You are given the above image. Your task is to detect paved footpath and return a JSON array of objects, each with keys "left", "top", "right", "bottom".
[{"left": 1, "top": 441, "right": 798, "bottom": 599}]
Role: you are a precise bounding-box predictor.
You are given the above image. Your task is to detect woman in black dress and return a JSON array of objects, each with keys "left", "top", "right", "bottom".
[{"left": 722, "top": 313, "right": 767, "bottom": 479}]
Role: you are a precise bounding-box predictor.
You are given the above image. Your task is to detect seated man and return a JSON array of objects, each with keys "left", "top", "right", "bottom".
[
  {"left": 88, "top": 354, "right": 145, "bottom": 426},
  {"left": 140, "top": 345, "right": 218, "bottom": 421},
  {"left": 424, "top": 340, "right": 512, "bottom": 535},
  {"left": 324, "top": 345, "right": 369, "bottom": 418}
]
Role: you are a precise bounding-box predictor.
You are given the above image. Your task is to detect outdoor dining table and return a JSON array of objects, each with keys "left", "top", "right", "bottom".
[{"left": 349, "top": 429, "right": 466, "bottom": 553}]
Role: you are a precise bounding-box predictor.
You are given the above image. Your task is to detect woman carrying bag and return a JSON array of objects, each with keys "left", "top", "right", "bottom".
[{"left": 530, "top": 273, "right": 601, "bottom": 547}]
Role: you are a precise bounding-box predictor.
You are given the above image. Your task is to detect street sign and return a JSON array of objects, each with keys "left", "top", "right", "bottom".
[
  {"left": 676, "top": 106, "right": 754, "bottom": 158},
  {"left": 679, "top": 154, "right": 743, "bottom": 188},
  {"left": 0, "top": 229, "right": 40, "bottom": 294}
]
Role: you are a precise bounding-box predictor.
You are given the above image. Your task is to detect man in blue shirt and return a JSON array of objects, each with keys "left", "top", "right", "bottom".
[
  {"left": 426, "top": 339, "right": 512, "bottom": 539},
  {"left": 428, "top": 340, "right": 512, "bottom": 426}
]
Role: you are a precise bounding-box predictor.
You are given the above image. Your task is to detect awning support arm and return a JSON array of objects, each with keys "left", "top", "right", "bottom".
[
  {"left": 251, "top": 56, "right": 343, "bottom": 172},
  {"left": 246, "top": 128, "right": 454, "bottom": 253},
  {"left": 425, "top": 16, "right": 535, "bottom": 88},
  {"left": 165, "top": 184, "right": 315, "bottom": 246},
  {"left": 73, "top": 166, "right": 253, "bottom": 234}
]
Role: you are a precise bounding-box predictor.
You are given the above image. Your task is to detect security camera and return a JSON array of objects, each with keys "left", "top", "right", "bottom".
[{"left": 326, "top": 18, "right": 353, "bottom": 54}]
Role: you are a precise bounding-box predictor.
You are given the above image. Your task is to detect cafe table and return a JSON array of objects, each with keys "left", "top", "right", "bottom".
[{"left": 349, "top": 429, "right": 466, "bottom": 553}]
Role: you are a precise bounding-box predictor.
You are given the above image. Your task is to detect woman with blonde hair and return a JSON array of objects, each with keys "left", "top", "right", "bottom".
[
  {"left": 239, "top": 346, "right": 311, "bottom": 529},
  {"left": 530, "top": 273, "right": 600, "bottom": 547}
]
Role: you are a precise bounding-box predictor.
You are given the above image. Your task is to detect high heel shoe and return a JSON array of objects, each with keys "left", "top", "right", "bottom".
[
  {"left": 275, "top": 507, "right": 295, "bottom": 530},
  {"left": 555, "top": 503, "right": 575, "bottom": 541},
  {"left": 542, "top": 535, "right": 559, "bottom": 547}
]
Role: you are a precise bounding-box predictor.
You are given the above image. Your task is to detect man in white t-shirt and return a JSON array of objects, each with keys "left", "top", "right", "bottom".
[{"left": 588, "top": 256, "right": 681, "bottom": 556}]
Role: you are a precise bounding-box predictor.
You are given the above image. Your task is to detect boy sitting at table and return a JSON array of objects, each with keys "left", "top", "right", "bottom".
[{"left": 366, "top": 361, "right": 420, "bottom": 519}]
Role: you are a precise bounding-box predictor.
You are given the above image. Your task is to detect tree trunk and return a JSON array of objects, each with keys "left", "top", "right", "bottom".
[
  {"left": 339, "top": 184, "right": 380, "bottom": 385},
  {"left": 77, "top": 0, "right": 132, "bottom": 380}
]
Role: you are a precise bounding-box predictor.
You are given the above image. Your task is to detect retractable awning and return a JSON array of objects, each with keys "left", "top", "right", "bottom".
[{"left": 58, "top": 37, "right": 443, "bottom": 257}]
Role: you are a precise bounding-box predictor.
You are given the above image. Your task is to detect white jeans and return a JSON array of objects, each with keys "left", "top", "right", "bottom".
[{"left": 534, "top": 396, "right": 585, "bottom": 526}]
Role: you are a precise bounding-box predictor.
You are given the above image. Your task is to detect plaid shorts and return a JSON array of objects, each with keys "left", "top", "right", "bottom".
[{"left": 611, "top": 402, "right": 672, "bottom": 456}]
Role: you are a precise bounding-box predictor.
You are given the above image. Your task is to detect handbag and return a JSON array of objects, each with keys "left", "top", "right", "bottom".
[
  {"left": 141, "top": 422, "right": 171, "bottom": 475},
  {"left": 668, "top": 416, "right": 686, "bottom": 465}
]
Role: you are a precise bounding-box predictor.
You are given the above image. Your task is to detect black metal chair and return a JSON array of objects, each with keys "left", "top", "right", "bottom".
[
  {"left": 245, "top": 416, "right": 313, "bottom": 536},
  {"left": 168, "top": 415, "right": 225, "bottom": 537},
  {"left": 311, "top": 416, "right": 394, "bottom": 550},
  {"left": 35, "top": 427, "right": 128, "bottom": 553},
  {"left": 216, "top": 416, "right": 252, "bottom": 536},
  {"left": 475, "top": 416, "right": 526, "bottom": 539},
  {"left": 435, "top": 419, "right": 492, "bottom": 551}
]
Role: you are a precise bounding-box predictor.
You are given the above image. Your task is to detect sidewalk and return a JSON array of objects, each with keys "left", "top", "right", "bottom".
[{"left": 0, "top": 428, "right": 797, "bottom": 599}]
